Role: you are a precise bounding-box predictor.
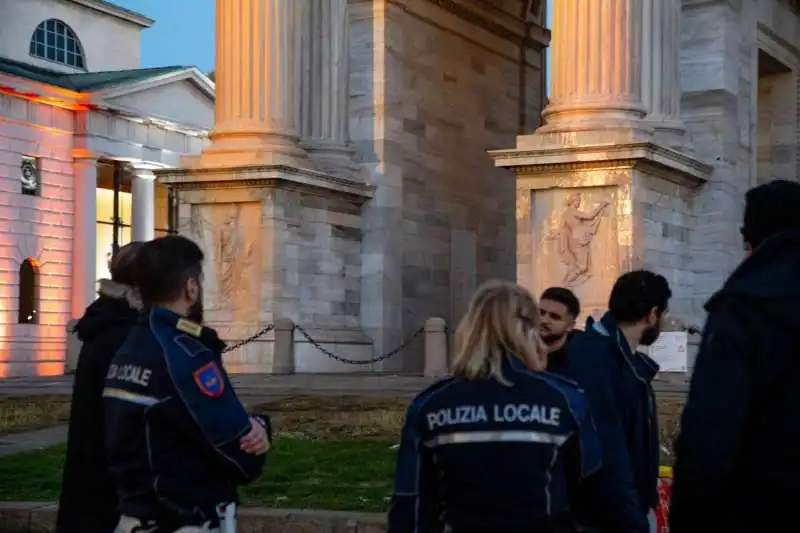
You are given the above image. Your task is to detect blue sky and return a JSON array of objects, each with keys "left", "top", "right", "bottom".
[
  {"left": 116, "top": 0, "right": 550, "bottom": 90},
  {"left": 113, "top": 0, "right": 216, "bottom": 73}
]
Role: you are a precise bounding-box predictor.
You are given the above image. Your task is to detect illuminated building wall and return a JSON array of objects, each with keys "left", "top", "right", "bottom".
[{"left": 0, "top": 92, "right": 76, "bottom": 377}]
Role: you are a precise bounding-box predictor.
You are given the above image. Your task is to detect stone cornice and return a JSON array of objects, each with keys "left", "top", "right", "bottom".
[
  {"left": 490, "top": 141, "right": 714, "bottom": 188},
  {"left": 417, "top": 0, "right": 550, "bottom": 48},
  {"left": 156, "top": 164, "right": 375, "bottom": 203}
]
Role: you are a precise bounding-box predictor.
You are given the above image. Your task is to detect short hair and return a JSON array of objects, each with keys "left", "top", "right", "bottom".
[
  {"left": 134, "top": 236, "right": 204, "bottom": 305},
  {"left": 109, "top": 241, "right": 144, "bottom": 286},
  {"left": 608, "top": 270, "right": 672, "bottom": 324},
  {"left": 540, "top": 287, "right": 580, "bottom": 317}
]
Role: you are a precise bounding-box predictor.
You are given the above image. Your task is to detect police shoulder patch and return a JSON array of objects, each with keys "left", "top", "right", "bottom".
[
  {"left": 176, "top": 318, "right": 202, "bottom": 337},
  {"left": 192, "top": 361, "right": 225, "bottom": 397}
]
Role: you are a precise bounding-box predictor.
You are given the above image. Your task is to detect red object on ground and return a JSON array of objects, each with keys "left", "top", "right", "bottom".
[{"left": 656, "top": 471, "right": 673, "bottom": 533}]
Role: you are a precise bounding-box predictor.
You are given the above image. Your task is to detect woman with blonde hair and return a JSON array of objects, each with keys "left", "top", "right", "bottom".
[{"left": 387, "top": 280, "right": 604, "bottom": 533}]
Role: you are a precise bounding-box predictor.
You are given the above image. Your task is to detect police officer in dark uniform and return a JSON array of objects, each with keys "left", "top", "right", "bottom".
[
  {"left": 388, "top": 281, "right": 607, "bottom": 533},
  {"left": 104, "top": 236, "right": 270, "bottom": 533}
]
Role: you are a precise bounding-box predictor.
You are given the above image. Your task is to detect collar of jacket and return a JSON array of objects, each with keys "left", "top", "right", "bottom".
[{"left": 593, "top": 312, "right": 659, "bottom": 381}]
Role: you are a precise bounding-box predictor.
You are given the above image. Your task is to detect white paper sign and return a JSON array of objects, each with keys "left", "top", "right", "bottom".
[{"left": 642, "top": 331, "right": 688, "bottom": 372}]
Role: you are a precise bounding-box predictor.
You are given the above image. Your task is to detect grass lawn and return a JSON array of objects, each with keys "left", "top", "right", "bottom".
[
  {"left": 0, "top": 395, "right": 685, "bottom": 511},
  {"left": 0, "top": 438, "right": 397, "bottom": 512}
]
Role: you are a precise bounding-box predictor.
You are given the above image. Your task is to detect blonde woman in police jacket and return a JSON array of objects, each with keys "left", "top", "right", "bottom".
[{"left": 388, "top": 280, "right": 622, "bottom": 533}]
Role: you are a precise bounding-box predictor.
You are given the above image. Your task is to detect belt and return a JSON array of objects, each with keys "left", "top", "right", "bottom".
[{"left": 115, "top": 515, "right": 220, "bottom": 533}]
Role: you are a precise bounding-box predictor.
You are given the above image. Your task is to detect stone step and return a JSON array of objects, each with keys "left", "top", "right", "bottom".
[{"left": 0, "top": 502, "right": 386, "bottom": 533}]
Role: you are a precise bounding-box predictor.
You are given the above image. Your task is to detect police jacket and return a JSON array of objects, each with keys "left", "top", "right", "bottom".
[
  {"left": 104, "top": 307, "right": 269, "bottom": 529},
  {"left": 671, "top": 229, "right": 800, "bottom": 533},
  {"left": 387, "top": 355, "right": 602, "bottom": 533},
  {"left": 562, "top": 313, "right": 659, "bottom": 533}
]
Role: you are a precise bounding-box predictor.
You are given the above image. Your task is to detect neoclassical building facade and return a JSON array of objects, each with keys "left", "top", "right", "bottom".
[
  {"left": 0, "top": 0, "right": 214, "bottom": 376},
  {"left": 2, "top": 0, "right": 799, "bottom": 376}
]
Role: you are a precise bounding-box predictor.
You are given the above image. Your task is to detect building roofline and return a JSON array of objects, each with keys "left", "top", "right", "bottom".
[{"left": 63, "top": 0, "right": 154, "bottom": 28}]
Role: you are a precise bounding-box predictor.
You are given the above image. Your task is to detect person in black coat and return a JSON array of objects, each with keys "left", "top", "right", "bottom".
[
  {"left": 56, "top": 242, "right": 144, "bottom": 533},
  {"left": 670, "top": 180, "right": 800, "bottom": 533}
]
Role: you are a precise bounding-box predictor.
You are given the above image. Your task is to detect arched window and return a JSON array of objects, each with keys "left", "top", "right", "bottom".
[
  {"left": 18, "top": 258, "right": 40, "bottom": 325},
  {"left": 29, "top": 19, "right": 86, "bottom": 70}
]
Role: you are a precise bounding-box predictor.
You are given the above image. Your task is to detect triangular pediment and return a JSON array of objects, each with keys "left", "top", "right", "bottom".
[{"left": 97, "top": 68, "right": 215, "bottom": 131}]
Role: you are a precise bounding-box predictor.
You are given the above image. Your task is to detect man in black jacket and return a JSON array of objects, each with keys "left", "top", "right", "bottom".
[
  {"left": 57, "top": 242, "right": 144, "bottom": 533},
  {"left": 563, "top": 271, "right": 670, "bottom": 533},
  {"left": 670, "top": 180, "right": 800, "bottom": 533}
]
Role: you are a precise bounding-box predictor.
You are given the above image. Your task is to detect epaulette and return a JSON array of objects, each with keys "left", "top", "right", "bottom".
[{"left": 176, "top": 318, "right": 202, "bottom": 337}]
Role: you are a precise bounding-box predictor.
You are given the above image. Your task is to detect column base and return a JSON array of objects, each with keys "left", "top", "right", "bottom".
[
  {"left": 648, "top": 118, "right": 693, "bottom": 153},
  {"left": 156, "top": 164, "right": 378, "bottom": 375},
  {"left": 303, "top": 141, "right": 362, "bottom": 180},
  {"left": 489, "top": 138, "right": 713, "bottom": 327}
]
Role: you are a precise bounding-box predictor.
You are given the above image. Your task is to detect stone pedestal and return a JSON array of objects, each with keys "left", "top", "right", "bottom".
[
  {"left": 157, "top": 165, "right": 373, "bottom": 373},
  {"left": 491, "top": 143, "right": 712, "bottom": 324},
  {"left": 491, "top": 0, "right": 713, "bottom": 325}
]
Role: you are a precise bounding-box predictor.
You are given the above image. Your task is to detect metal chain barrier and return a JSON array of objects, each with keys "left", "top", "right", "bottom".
[
  {"left": 293, "top": 323, "right": 424, "bottom": 365},
  {"left": 222, "top": 324, "right": 275, "bottom": 354}
]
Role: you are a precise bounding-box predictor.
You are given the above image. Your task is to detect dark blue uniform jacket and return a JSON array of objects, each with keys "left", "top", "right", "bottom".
[
  {"left": 104, "top": 307, "right": 267, "bottom": 529},
  {"left": 387, "top": 355, "right": 602, "bottom": 533},
  {"left": 562, "top": 313, "right": 659, "bottom": 533},
  {"left": 671, "top": 229, "right": 800, "bottom": 533}
]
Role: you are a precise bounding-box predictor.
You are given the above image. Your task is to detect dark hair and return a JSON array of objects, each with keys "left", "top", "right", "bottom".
[
  {"left": 540, "top": 287, "right": 580, "bottom": 317},
  {"left": 109, "top": 241, "right": 144, "bottom": 286},
  {"left": 608, "top": 270, "right": 672, "bottom": 324},
  {"left": 134, "top": 236, "right": 204, "bottom": 305},
  {"left": 741, "top": 179, "right": 800, "bottom": 248}
]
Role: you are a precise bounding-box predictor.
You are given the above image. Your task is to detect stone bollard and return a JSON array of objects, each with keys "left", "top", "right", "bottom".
[
  {"left": 272, "top": 317, "right": 295, "bottom": 375},
  {"left": 64, "top": 319, "right": 81, "bottom": 374},
  {"left": 424, "top": 317, "right": 448, "bottom": 378}
]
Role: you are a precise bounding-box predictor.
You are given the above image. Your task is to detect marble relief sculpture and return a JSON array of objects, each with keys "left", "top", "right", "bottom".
[{"left": 545, "top": 193, "right": 610, "bottom": 287}]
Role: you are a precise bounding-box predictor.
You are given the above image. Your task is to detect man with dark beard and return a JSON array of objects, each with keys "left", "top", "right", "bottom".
[
  {"left": 539, "top": 287, "right": 580, "bottom": 374},
  {"left": 562, "top": 270, "right": 670, "bottom": 533},
  {"left": 104, "top": 236, "right": 271, "bottom": 533}
]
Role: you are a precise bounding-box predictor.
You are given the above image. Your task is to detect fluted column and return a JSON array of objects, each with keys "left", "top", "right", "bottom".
[
  {"left": 207, "top": 0, "right": 308, "bottom": 166},
  {"left": 300, "top": 0, "right": 355, "bottom": 176},
  {"left": 641, "top": 0, "right": 688, "bottom": 149},
  {"left": 542, "top": 0, "right": 648, "bottom": 132}
]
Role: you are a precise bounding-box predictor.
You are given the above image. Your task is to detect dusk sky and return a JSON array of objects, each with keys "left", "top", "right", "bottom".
[{"left": 115, "top": 0, "right": 551, "bottom": 91}]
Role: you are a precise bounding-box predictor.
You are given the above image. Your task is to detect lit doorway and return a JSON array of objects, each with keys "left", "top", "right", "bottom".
[{"left": 95, "top": 160, "right": 176, "bottom": 284}]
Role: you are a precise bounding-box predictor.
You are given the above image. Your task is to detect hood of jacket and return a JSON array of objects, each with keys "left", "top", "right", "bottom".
[
  {"left": 705, "top": 229, "right": 800, "bottom": 332},
  {"left": 74, "top": 279, "right": 142, "bottom": 342}
]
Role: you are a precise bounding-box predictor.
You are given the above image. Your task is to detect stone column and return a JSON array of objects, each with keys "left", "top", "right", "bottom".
[
  {"left": 131, "top": 165, "right": 156, "bottom": 242},
  {"left": 300, "top": 0, "right": 355, "bottom": 175},
  {"left": 641, "top": 0, "right": 688, "bottom": 148},
  {"left": 541, "top": 0, "right": 648, "bottom": 132},
  {"left": 71, "top": 156, "right": 97, "bottom": 318},
  {"left": 207, "top": 0, "right": 308, "bottom": 166}
]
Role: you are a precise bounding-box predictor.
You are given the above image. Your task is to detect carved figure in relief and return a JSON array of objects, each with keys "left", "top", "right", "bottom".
[
  {"left": 545, "top": 193, "right": 610, "bottom": 287},
  {"left": 189, "top": 205, "right": 255, "bottom": 312}
]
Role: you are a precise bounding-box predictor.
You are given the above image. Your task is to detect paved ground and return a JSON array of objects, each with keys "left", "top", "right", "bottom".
[
  {"left": 0, "top": 425, "right": 68, "bottom": 457},
  {"left": 0, "top": 372, "right": 690, "bottom": 398}
]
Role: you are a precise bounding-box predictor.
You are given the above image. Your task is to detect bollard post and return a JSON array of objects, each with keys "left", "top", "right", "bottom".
[
  {"left": 424, "top": 317, "right": 448, "bottom": 378},
  {"left": 64, "top": 319, "right": 81, "bottom": 374},
  {"left": 272, "top": 317, "right": 295, "bottom": 375}
]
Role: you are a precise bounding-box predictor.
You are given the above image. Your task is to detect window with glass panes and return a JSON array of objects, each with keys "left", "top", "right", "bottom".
[{"left": 29, "top": 19, "right": 86, "bottom": 70}]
